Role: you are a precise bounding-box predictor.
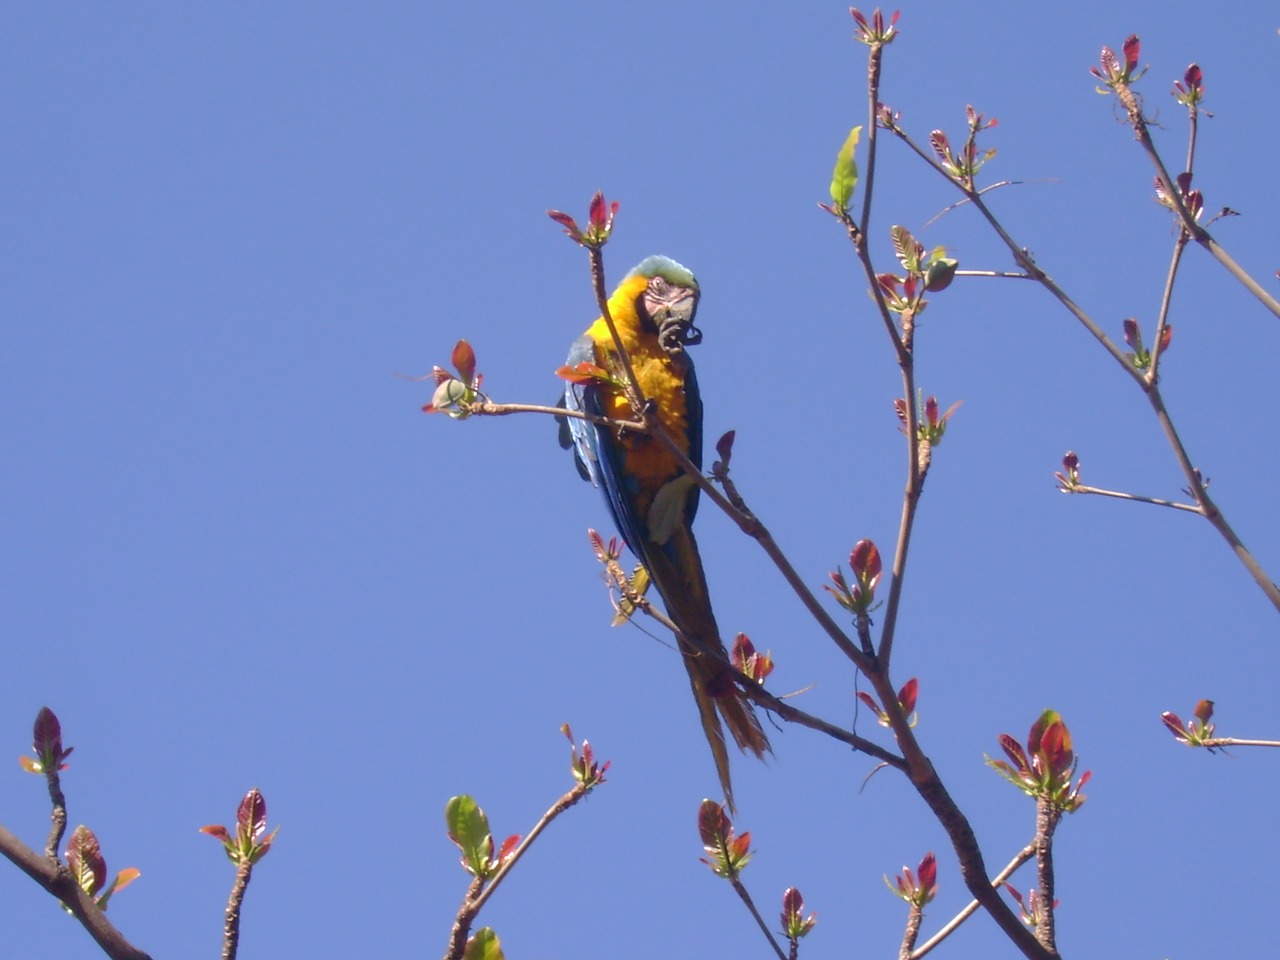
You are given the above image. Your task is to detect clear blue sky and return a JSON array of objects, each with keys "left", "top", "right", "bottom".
[{"left": 4, "top": 3, "right": 1279, "bottom": 958}]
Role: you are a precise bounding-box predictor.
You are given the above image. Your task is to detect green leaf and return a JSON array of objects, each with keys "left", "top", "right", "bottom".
[
  {"left": 445, "top": 796, "right": 493, "bottom": 878},
  {"left": 923, "top": 256, "right": 959, "bottom": 292},
  {"left": 649, "top": 475, "right": 697, "bottom": 546},
  {"left": 463, "top": 928, "right": 506, "bottom": 960},
  {"left": 829, "top": 126, "right": 863, "bottom": 212}
]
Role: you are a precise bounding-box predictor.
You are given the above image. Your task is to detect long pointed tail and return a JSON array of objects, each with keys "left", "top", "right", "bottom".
[{"left": 646, "top": 527, "right": 769, "bottom": 812}]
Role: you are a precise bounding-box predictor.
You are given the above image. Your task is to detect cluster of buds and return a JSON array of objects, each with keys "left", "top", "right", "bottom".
[
  {"left": 894, "top": 233, "right": 959, "bottom": 293},
  {"left": 886, "top": 851, "right": 938, "bottom": 907},
  {"left": 1172, "top": 63, "right": 1204, "bottom": 107},
  {"left": 563, "top": 724, "right": 610, "bottom": 789},
  {"left": 422, "top": 340, "right": 484, "bottom": 419},
  {"left": 1122, "top": 318, "right": 1173, "bottom": 370},
  {"left": 1053, "top": 451, "right": 1081, "bottom": 492},
  {"left": 826, "top": 539, "right": 883, "bottom": 616},
  {"left": 895, "top": 394, "right": 960, "bottom": 447},
  {"left": 849, "top": 7, "right": 900, "bottom": 45},
  {"left": 547, "top": 191, "right": 619, "bottom": 249},
  {"left": 1090, "top": 35, "right": 1145, "bottom": 91},
  {"left": 1154, "top": 171, "right": 1204, "bottom": 222},
  {"left": 443, "top": 794, "right": 519, "bottom": 881},
  {"left": 732, "top": 633, "right": 774, "bottom": 684},
  {"left": 697, "top": 800, "right": 752, "bottom": 880},
  {"left": 18, "top": 706, "right": 73, "bottom": 774},
  {"left": 876, "top": 224, "right": 959, "bottom": 321},
  {"left": 875, "top": 271, "right": 923, "bottom": 316},
  {"left": 1161, "top": 699, "right": 1217, "bottom": 749},
  {"left": 987, "top": 709, "right": 1090, "bottom": 813},
  {"left": 587, "top": 528, "right": 650, "bottom": 626},
  {"left": 876, "top": 102, "right": 902, "bottom": 132},
  {"left": 200, "top": 788, "right": 280, "bottom": 867},
  {"left": 64, "top": 826, "right": 140, "bottom": 913},
  {"left": 781, "top": 887, "right": 818, "bottom": 940},
  {"left": 929, "top": 105, "right": 998, "bottom": 186},
  {"left": 1005, "top": 883, "right": 1057, "bottom": 928},
  {"left": 587, "top": 528, "right": 623, "bottom": 566},
  {"left": 856, "top": 677, "right": 918, "bottom": 728}
]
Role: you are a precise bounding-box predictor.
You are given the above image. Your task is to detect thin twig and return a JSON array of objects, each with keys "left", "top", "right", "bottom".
[
  {"left": 468, "top": 783, "right": 589, "bottom": 916},
  {"left": 42, "top": 765, "right": 68, "bottom": 860},
  {"left": 876, "top": 378, "right": 921, "bottom": 672},
  {"left": 1144, "top": 386, "right": 1280, "bottom": 611},
  {"left": 893, "top": 121, "right": 1280, "bottom": 614},
  {"left": 953, "top": 269, "right": 1036, "bottom": 280},
  {"left": 1148, "top": 234, "right": 1187, "bottom": 380},
  {"left": 857, "top": 41, "right": 885, "bottom": 239},
  {"left": 893, "top": 128, "right": 1145, "bottom": 384},
  {"left": 1202, "top": 737, "right": 1280, "bottom": 748},
  {"left": 444, "top": 784, "right": 591, "bottom": 960},
  {"left": 1113, "top": 77, "right": 1280, "bottom": 320},
  {"left": 923, "top": 179, "right": 1056, "bottom": 228},
  {"left": 911, "top": 843, "right": 1035, "bottom": 959},
  {"left": 467, "top": 398, "right": 646, "bottom": 433},
  {"left": 729, "top": 877, "right": 788, "bottom": 960},
  {"left": 1065, "top": 484, "right": 1200, "bottom": 513},
  {"left": 1145, "top": 92, "right": 1200, "bottom": 380}
]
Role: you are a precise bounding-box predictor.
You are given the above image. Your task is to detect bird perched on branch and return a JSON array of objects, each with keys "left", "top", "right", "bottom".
[{"left": 560, "top": 255, "right": 769, "bottom": 810}]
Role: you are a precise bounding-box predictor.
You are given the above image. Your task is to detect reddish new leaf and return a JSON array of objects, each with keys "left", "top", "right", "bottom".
[
  {"left": 451, "top": 340, "right": 476, "bottom": 384},
  {"left": 1122, "top": 35, "right": 1140, "bottom": 73},
  {"left": 999, "top": 733, "right": 1030, "bottom": 773},
  {"left": 33, "top": 706, "right": 63, "bottom": 757},
  {"left": 898, "top": 677, "right": 919, "bottom": 714},
  {"left": 66, "top": 826, "right": 107, "bottom": 897},
  {"left": 556, "top": 362, "right": 611, "bottom": 385},
  {"left": 697, "top": 799, "right": 730, "bottom": 849},
  {"left": 916, "top": 852, "right": 937, "bottom": 895},
  {"left": 498, "top": 834, "right": 521, "bottom": 863},
  {"left": 238, "top": 788, "right": 268, "bottom": 843},
  {"left": 849, "top": 539, "right": 882, "bottom": 585}
]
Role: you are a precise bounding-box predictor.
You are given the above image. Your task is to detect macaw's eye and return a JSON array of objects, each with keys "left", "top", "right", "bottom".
[{"left": 649, "top": 277, "right": 671, "bottom": 296}]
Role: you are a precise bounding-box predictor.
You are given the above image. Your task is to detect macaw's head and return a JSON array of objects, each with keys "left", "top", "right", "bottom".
[{"left": 627, "top": 255, "right": 701, "bottom": 356}]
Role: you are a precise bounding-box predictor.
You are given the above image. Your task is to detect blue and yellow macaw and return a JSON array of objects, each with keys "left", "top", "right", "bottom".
[{"left": 561, "top": 255, "right": 769, "bottom": 809}]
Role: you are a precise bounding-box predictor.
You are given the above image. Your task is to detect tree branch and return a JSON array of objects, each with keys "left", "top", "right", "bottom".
[
  {"left": 911, "top": 843, "right": 1036, "bottom": 959},
  {"left": 0, "top": 823, "right": 152, "bottom": 960}
]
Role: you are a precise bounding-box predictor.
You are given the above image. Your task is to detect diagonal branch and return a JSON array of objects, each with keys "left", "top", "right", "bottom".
[
  {"left": 0, "top": 823, "right": 152, "bottom": 960},
  {"left": 890, "top": 123, "right": 1280, "bottom": 614},
  {"left": 1111, "top": 78, "right": 1280, "bottom": 320},
  {"left": 911, "top": 843, "right": 1035, "bottom": 959}
]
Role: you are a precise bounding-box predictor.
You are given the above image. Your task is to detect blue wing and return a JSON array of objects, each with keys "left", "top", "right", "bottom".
[
  {"left": 560, "top": 334, "right": 704, "bottom": 560},
  {"left": 560, "top": 334, "right": 649, "bottom": 558}
]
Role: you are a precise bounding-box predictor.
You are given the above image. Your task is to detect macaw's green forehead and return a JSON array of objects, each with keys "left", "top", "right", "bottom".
[{"left": 626, "top": 255, "right": 698, "bottom": 290}]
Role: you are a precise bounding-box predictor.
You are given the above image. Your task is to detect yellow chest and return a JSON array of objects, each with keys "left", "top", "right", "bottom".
[{"left": 588, "top": 313, "right": 694, "bottom": 496}]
